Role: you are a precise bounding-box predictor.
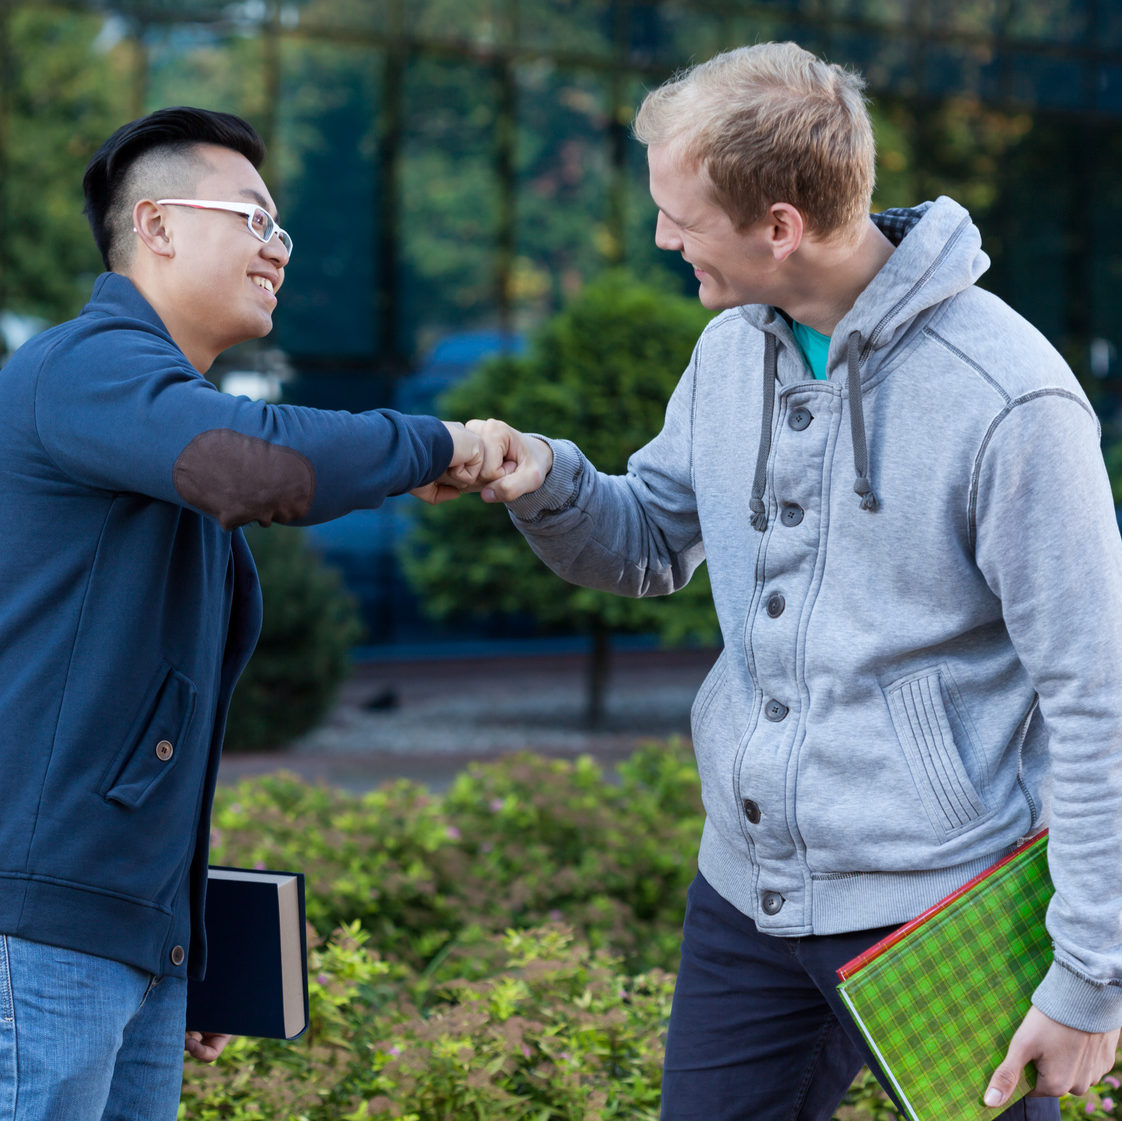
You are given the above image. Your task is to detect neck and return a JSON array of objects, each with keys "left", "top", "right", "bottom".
[
  {"left": 122, "top": 268, "right": 217, "bottom": 373},
  {"left": 777, "top": 219, "right": 895, "bottom": 336}
]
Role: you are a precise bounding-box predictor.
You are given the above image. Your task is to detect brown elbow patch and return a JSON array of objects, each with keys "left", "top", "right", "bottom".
[{"left": 173, "top": 429, "right": 316, "bottom": 529}]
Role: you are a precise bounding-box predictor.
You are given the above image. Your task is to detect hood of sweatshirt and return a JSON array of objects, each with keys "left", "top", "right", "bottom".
[{"left": 737, "top": 196, "right": 991, "bottom": 530}]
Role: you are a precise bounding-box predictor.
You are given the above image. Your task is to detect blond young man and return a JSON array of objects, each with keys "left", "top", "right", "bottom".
[{"left": 468, "top": 43, "right": 1122, "bottom": 1120}]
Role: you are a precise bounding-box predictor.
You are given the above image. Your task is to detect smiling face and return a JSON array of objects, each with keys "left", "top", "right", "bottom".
[
  {"left": 144, "top": 143, "right": 289, "bottom": 370},
  {"left": 648, "top": 141, "right": 780, "bottom": 311}
]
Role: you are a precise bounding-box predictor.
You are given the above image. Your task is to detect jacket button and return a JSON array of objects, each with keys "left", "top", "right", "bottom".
[
  {"left": 743, "top": 798, "right": 762, "bottom": 824},
  {"left": 789, "top": 407, "right": 813, "bottom": 431},
  {"left": 766, "top": 593, "right": 785, "bottom": 618},
  {"left": 170, "top": 945, "right": 185, "bottom": 966},
  {"left": 155, "top": 740, "right": 174, "bottom": 761},
  {"left": 780, "top": 504, "right": 804, "bottom": 527},
  {"left": 764, "top": 699, "right": 789, "bottom": 722},
  {"left": 761, "top": 892, "right": 784, "bottom": 916}
]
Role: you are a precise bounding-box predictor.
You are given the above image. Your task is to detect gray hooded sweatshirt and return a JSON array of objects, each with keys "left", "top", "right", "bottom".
[{"left": 507, "top": 197, "right": 1122, "bottom": 1033}]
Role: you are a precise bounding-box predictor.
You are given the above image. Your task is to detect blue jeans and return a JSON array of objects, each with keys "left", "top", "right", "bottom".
[
  {"left": 661, "top": 873, "right": 1060, "bottom": 1121},
  {"left": 0, "top": 935, "right": 187, "bottom": 1121}
]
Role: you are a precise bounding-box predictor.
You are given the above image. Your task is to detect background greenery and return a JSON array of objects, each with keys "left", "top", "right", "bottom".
[
  {"left": 3, "top": 1, "right": 1121, "bottom": 398},
  {"left": 4, "top": 0, "right": 1121, "bottom": 653},
  {"left": 4, "top": 0, "right": 1120, "bottom": 653}
]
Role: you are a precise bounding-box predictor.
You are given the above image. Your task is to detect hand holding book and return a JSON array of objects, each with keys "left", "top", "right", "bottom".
[
  {"left": 984, "top": 1005, "right": 1120, "bottom": 1110},
  {"left": 187, "top": 867, "right": 309, "bottom": 1041},
  {"left": 836, "top": 832, "right": 1121, "bottom": 1120},
  {"left": 835, "top": 833, "right": 1051, "bottom": 1120},
  {"left": 184, "top": 1030, "right": 232, "bottom": 1064}
]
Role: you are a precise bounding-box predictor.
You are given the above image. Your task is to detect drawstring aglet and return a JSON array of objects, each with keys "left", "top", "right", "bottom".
[
  {"left": 749, "top": 499, "right": 768, "bottom": 532},
  {"left": 854, "top": 477, "right": 878, "bottom": 511}
]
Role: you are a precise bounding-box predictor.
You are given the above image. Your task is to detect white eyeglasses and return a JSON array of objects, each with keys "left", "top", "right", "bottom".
[{"left": 157, "top": 198, "right": 294, "bottom": 255}]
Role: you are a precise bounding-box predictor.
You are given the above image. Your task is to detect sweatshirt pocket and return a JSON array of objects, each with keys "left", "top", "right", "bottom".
[
  {"left": 690, "top": 650, "right": 729, "bottom": 735},
  {"left": 884, "top": 666, "right": 986, "bottom": 842},
  {"left": 98, "top": 662, "right": 198, "bottom": 809}
]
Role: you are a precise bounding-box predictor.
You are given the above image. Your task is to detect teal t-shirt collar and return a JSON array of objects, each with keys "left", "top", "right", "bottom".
[{"left": 791, "top": 320, "right": 831, "bottom": 380}]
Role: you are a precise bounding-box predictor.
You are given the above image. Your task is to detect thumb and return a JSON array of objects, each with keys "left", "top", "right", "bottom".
[
  {"left": 481, "top": 456, "right": 538, "bottom": 504},
  {"left": 480, "top": 474, "right": 518, "bottom": 504},
  {"left": 985, "top": 1050, "right": 1027, "bottom": 1109}
]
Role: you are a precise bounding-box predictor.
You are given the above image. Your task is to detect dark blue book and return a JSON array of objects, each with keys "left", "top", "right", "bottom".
[{"left": 186, "top": 866, "right": 308, "bottom": 1040}]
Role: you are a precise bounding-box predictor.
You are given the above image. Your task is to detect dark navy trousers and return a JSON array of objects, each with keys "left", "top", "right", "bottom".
[{"left": 660, "top": 872, "right": 1060, "bottom": 1121}]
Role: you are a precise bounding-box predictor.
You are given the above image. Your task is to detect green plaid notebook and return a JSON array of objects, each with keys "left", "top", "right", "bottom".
[{"left": 836, "top": 831, "right": 1052, "bottom": 1121}]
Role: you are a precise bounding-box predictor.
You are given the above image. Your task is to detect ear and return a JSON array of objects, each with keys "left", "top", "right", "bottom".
[
  {"left": 132, "top": 199, "right": 176, "bottom": 259},
  {"left": 765, "top": 203, "right": 804, "bottom": 263}
]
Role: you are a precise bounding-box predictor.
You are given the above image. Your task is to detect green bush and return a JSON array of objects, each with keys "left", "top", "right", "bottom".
[
  {"left": 224, "top": 525, "right": 364, "bottom": 752},
  {"left": 208, "top": 738, "right": 702, "bottom": 976},
  {"left": 194, "top": 746, "right": 1122, "bottom": 1121},
  {"left": 180, "top": 917, "right": 1122, "bottom": 1121},
  {"left": 179, "top": 922, "right": 673, "bottom": 1121},
  {"left": 402, "top": 271, "right": 720, "bottom": 727}
]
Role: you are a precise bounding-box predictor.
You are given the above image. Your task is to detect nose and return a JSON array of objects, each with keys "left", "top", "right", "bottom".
[
  {"left": 654, "top": 210, "right": 681, "bottom": 252},
  {"left": 262, "top": 234, "right": 290, "bottom": 269}
]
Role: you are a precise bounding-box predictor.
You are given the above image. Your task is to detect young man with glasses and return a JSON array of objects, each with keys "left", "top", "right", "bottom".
[
  {"left": 465, "top": 42, "right": 1122, "bottom": 1121},
  {"left": 0, "top": 106, "right": 495, "bottom": 1120}
]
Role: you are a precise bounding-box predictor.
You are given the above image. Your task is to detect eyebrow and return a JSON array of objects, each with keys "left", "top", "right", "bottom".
[
  {"left": 236, "top": 187, "right": 275, "bottom": 215},
  {"left": 649, "top": 189, "right": 687, "bottom": 228},
  {"left": 656, "top": 202, "right": 689, "bottom": 228}
]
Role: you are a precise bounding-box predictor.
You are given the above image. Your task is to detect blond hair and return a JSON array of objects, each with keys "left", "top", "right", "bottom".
[{"left": 634, "top": 42, "right": 875, "bottom": 238}]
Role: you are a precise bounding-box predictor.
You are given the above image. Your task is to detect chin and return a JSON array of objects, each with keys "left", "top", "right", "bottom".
[
  {"left": 698, "top": 290, "right": 731, "bottom": 311},
  {"left": 249, "top": 312, "right": 275, "bottom": 339}
]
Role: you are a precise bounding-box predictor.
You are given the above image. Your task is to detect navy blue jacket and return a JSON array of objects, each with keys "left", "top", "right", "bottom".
[{"left": 0, "top": 273, "right": 453, "bottom": 979}]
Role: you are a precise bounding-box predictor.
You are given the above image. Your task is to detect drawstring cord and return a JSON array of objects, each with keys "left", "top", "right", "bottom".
[
  {"left": 847, "top": 330, "right": 878, "bottom": 511},
  {"left": 749, "top": 328, "right": 877, "bottom": 533},
  {"left": 748, "top": 332, "right": 777, "bottom": 532}
]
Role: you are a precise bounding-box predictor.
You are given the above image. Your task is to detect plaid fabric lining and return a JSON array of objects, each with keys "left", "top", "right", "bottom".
[
  {"left": 872, "top": 201, "right": 933, "bottom": 245},
  {"left": 837, "top": 835, "right": 1051, "bottom": 1121}
]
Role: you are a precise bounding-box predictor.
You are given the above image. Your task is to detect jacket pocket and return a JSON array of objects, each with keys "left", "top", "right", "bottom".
[
  {"left": 884, "top": 666, "right": 986, "bottom": 841},
  {"left": 690, "top": 650, "right": 729, "bottom": 738},
  {"left": 98, "top": 663, "right": 198, "bottom": 809}
]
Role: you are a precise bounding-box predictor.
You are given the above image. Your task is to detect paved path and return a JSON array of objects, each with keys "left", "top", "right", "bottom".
[{"left": 217, "top": 645, "right": 718, "bottom": 791}]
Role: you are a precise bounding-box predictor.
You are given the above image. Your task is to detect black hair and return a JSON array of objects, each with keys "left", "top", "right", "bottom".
[{"left": 82, "top": 106, "right": 266, "bottom": 270}]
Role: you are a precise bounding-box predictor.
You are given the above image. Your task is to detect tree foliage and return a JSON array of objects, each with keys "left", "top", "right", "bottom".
[
  {"left": 0, "top": 8, "right": 133, "bottom": 321},
  {"left": 401, "top": 270, "right": 720, "bottom": 655}
]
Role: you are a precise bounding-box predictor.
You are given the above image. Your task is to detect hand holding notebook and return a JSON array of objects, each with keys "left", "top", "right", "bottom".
[
  {"left": 984, "top": 1004, "right": 1121, "bottom": 1111},
  {"left": 836, "top": 832, "right": 1121, "bottom": 1119},
  {"left": 835, "top": 833, "right": 1051, "bottom": 1121}
]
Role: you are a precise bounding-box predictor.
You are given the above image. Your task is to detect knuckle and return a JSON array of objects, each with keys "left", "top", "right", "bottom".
[
  {"left": 991, "top": 1068, "right": 1020, "bottom": 1093},
  {"left": 1031, "top": 1073, "right": 1068, "bottom": 1097}
]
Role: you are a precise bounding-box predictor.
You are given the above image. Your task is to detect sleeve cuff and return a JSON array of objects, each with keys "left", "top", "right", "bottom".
[
  {"left": 420, "top": 414, "right": 454, "bottom": 485},
  {"left": 1032, "top": 959, "right": 1122, "bottom": 1033},
  {"left": 506, "top": 437, "right": 585, "bottom": 522}
]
